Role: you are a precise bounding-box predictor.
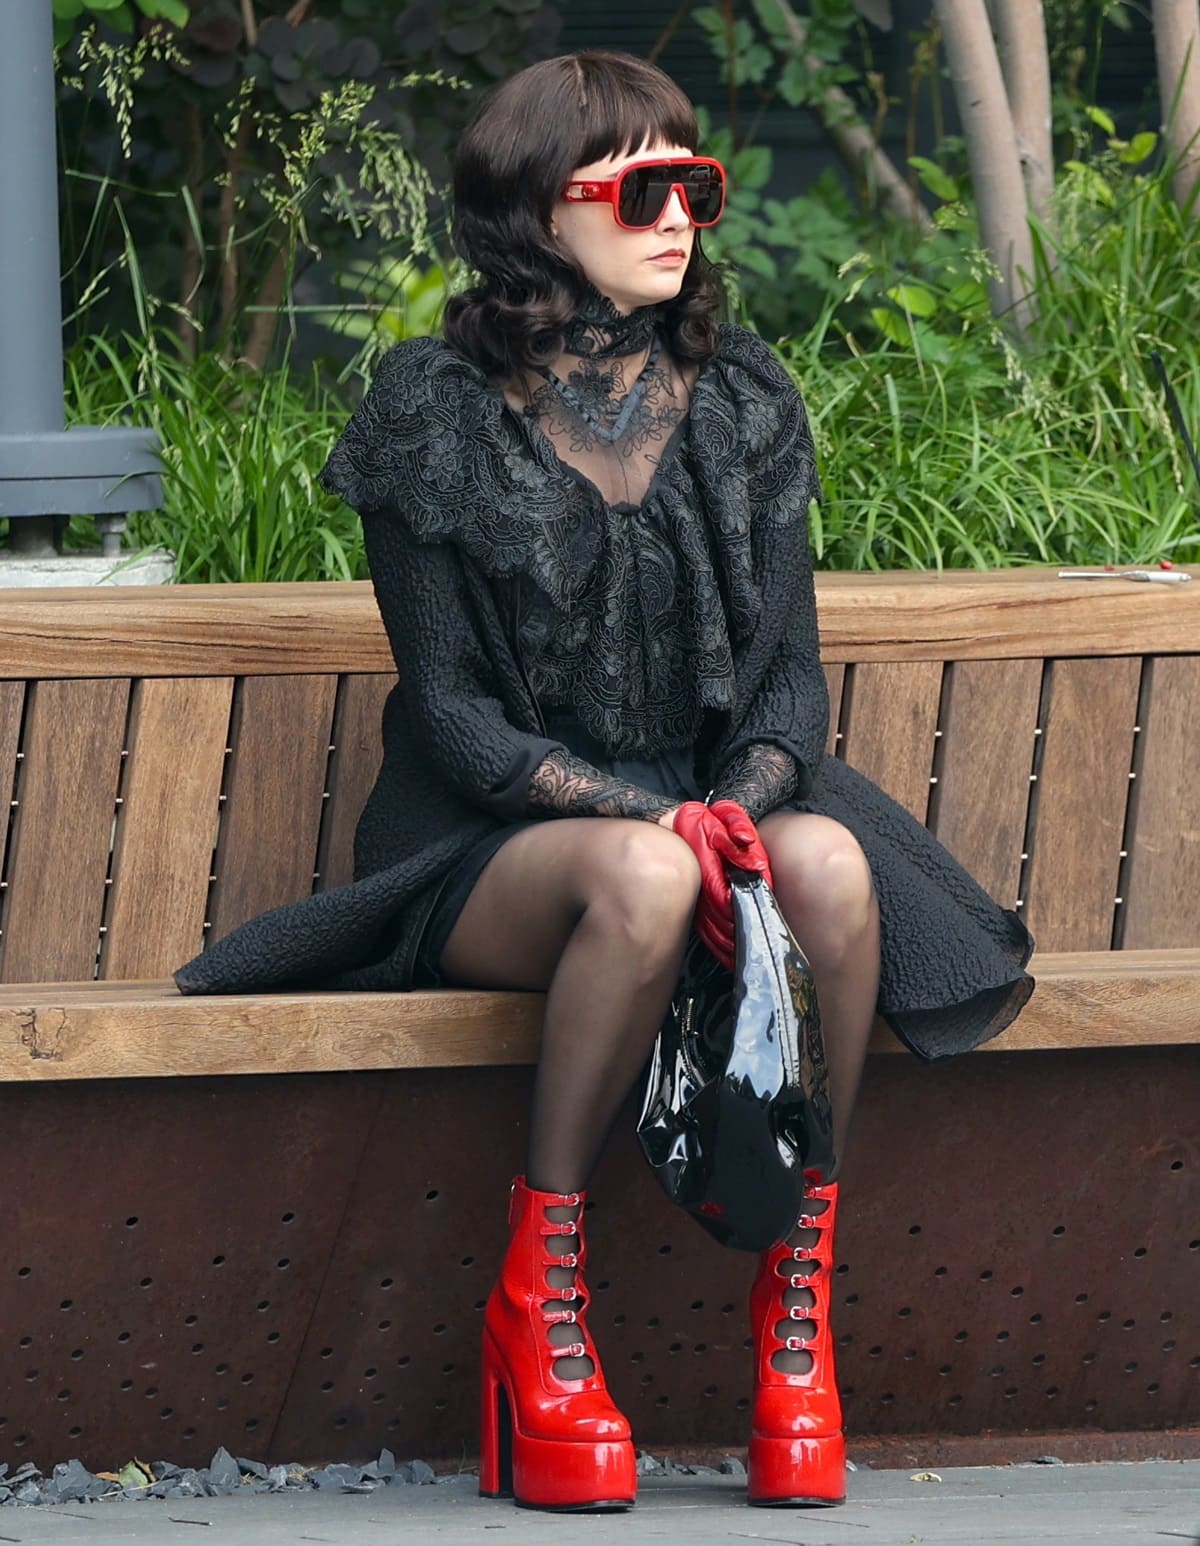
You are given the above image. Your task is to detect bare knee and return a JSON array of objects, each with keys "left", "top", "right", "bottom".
[
  {"left": 582, "top": 823, "right": 701, "bottom": 966},
  {"left": 765, "top": 816, "right": 877, "bottom": 961}
]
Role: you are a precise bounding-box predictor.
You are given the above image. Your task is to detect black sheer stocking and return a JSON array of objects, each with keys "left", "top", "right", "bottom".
[{"left": 437, "top": 816, "right": 701, "bottom": 1379}]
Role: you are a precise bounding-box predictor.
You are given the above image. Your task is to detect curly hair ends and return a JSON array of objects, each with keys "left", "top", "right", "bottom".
[{"left": 442, "top": 51, "right": 728, "bottom": 379}]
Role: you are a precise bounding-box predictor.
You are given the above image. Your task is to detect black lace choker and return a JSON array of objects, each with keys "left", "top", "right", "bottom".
[{"left": 560, "top": 282, "right": 662, "bottom": 359}]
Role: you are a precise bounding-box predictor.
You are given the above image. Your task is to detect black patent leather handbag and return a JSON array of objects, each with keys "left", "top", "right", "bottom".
[{"left": 636, "top": 869, "right": 836, "bottom": 1252}]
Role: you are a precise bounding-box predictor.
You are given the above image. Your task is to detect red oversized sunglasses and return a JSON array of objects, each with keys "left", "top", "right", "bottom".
[{"left": 562, "top": 156, "right": 727, "bottom": 230}]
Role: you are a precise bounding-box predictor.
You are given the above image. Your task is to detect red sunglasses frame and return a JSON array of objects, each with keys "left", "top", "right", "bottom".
[{"left": 561, "top": 155, "right": 727, "bottom": 230}]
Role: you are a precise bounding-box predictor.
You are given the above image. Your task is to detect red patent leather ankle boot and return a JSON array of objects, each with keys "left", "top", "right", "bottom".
[
  {"left": 747, "top": 1173, "right": 846, "bottom": 1506},
  {"left": 479, "top": 1175, "right": 636, "bottom": 1511}
]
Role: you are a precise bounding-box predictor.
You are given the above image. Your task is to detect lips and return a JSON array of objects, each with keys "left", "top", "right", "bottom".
[{"left": 649, "top": 249, "right": 686, "bottom": 259}]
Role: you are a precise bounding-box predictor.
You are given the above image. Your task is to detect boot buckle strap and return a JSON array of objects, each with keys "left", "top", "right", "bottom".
[
  {"left": 542, "top": 1221, "right": 579, "bottom": 1237},
  {"left": 554, "top": 1342, "right": 588, "bottom": 1361},
  {"left": 784, "top": 1335, "right": 809, "bottom": 1352},
  {"left": 789, "top": 1270, "right": 813, "bottom": 1288}
]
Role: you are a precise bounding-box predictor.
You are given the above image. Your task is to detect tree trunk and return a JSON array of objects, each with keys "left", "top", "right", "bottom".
[
  {"left": 992, "top": 0, "right": 1055, "bottom": 224},
  {"left": 934, "top": 0, "right": 1036, "bottom": 332},
  {"left": 775, "top": 0, "right": 934, "bottom": 235},
  {"left": 1152, "top": 0, "right": 1200, "bottom": 211}
]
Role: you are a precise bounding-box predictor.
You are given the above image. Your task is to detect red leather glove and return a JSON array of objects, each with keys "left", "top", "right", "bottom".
[
  {"left": 708, "top": 799, "right": 774, "bottom": 888},
  {"left": 672, "top": 801, "right": 739, "bottom": 969}
]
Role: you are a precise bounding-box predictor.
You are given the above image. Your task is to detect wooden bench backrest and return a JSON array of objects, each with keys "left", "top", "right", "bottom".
[{"left": 0, "top": 570, "right": 1196, "bottom": 983}]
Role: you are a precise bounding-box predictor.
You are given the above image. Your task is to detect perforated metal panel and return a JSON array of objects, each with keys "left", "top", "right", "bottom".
[{"left": 2, "top": 1048, "right": 1195, "bottom": 1469}]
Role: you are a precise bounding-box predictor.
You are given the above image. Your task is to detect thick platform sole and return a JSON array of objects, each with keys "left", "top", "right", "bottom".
[
  {"left": 746, "top": 1431, "right": 846, "bottom": 1507},
  {"left": 479, "top": 1361, "right": 636, "bottom": 1511}
]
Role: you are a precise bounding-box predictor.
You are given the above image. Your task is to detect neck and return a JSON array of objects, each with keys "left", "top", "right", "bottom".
[{"left": 561, "top": 281, "right": 661, "bottom": 360}]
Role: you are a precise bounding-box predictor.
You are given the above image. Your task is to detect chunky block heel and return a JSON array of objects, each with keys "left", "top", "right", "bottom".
[
  {"left": 747, "top": 1433, "right": 846, "bottom": 1506},
  {"left": 746, "top": 1173, "right": 846, "bottom": 1507},
  {"left": 479, "top": 1176, "right": 636, "bottom": 1512}
]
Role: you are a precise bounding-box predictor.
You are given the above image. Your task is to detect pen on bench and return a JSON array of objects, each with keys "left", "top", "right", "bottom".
[{"left": 1056, "top": 569, "right": 1192, "bottom": 582}]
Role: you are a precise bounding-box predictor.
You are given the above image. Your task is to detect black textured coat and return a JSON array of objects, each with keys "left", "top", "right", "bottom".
[{"left": 174, "top": 324, "right": 1034, "bottom": 1060}]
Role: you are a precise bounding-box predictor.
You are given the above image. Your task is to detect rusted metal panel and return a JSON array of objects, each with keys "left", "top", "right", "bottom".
[{"left": 2, "top": 1048, "right": 1194, "bottom": 1472}]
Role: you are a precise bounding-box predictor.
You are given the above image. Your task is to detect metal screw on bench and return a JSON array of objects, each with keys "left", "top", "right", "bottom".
[{"left": 0, "top": 0, "right": 164, "bottom": 575}]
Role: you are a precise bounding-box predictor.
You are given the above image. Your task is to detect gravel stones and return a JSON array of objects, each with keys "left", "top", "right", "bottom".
[{"left": 0, "top": 1446, "right": 441, "bottom": 1507}]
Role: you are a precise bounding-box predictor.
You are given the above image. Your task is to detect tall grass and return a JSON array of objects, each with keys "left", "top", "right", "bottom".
[
  {"left": 64, "top": 333, "right": 364, "bottom": 583},
  {"left": 783, "top": 161, "right": 1200, "bottom": 571}
]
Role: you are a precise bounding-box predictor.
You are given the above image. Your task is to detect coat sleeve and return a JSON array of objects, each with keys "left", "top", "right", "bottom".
[
  {"left": 364, "top": 512, "right": 680, "bottom": 824},
  {"left": 707, "top": 370, "right": 829, "bottom": 822}
]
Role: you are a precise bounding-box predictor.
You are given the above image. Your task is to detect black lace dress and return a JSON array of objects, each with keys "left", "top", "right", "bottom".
[{"left": 174, "top": 291, "right": 1035, "bottom": 1062}]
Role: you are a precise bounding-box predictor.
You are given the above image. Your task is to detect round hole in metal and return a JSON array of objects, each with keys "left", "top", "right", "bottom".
[
  {"left": 212, "top": 1255, "right": 226, "bottom": 1267},
  {"left": 1163, "top": 1339, "right": 1176, "bottom": 1351}
]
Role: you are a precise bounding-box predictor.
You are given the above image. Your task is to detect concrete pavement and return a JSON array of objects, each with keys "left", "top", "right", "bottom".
[{"left": 0, "top": 1460, "right": 1196, "bottom": 1546}]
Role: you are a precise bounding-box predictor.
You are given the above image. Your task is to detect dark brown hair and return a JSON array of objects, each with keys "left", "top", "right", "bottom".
[{"left": 442, "top": 51, "right": 728, "bottom": 378}]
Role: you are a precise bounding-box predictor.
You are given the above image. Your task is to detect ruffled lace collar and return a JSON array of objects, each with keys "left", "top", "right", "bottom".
[{"left": 560, "top": 281, "right": 662, "bottom": 359}]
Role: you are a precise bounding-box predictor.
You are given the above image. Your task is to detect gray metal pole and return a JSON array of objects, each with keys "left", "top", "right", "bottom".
[
  {"left": 0, "top": 0, "right": 162, "bottom": 559},
  {"left": 0, "top": 0, "right": 65, "bottom": 439}
]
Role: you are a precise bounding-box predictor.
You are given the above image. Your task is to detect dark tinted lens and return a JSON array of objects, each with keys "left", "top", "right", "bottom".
[
  {"left": 617, "top": 165, "right": 670, "bottom": 227},
  {"left": 618, "top": 164, "right": 724, "bottom": 226},
  {"left": 681, "top": 164, "right": 723, "bottom": 222}
]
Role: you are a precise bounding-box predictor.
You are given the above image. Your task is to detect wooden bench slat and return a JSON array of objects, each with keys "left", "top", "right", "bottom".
[
  {"left": 931, "top": 658, "right": 1042, "bottom": 905},
  {"left": 315, "top": 673, "right": 394, "bottom": 894},
  {"left": 823, "top": 663, "right": 845, "bottom": 756},
  {"left": 101, "top": 678, "right": 235, "bottom": 979},
  {"left": 1121, "top": 655, "right": 1200, "bottom": 949},
  {"left": 1021, "top": 657, "right": 1141, "bottom": 952},
  {"left": 0, "top": 949, "right": 1194, "bottom": 1080},
  {"left": 206, "top": 675, "right": 338, "bottom": 940},
  {"left": 0, "top": 679, "right": 130, "bottom": 983},
  {"left": 0, "top": 681, "right": 23, "bottom": 891},
  {"left": 0, "top": 569, "right": 1196, "bottom": 678},
  {"left": 840, "top": 661, "right": 943, "bottom": 822}
]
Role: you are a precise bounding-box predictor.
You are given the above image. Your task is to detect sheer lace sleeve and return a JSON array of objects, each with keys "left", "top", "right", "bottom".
[
  {"left": 527, "top": 749, "right": 675, "bottom": 822},
  {"left": 708, "top": 743, "right": 801, "bottom": 822}
]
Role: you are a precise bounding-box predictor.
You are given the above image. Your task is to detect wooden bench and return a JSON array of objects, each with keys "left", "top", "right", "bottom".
[{"left": 0, "top": 567, "right": 1196, "bottom": 1472}]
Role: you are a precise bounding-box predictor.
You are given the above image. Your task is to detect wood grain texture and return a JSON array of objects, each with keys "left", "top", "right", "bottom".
[
  {"left": 1120, "top": 654, "right": 1200, "bottom": 949},
  {"left": 0, "top": 948, "right": 1194, "bottom": 1080},
  {"left": 315, "top": 673, "right": 395, "bottom": 893},
  {"left": 1021, "top": 658, "right": 1142, "bottom": 952},
  {"left": 839, "top": 661, "right": 944, "bottom": 821},
  {"left": 0, "top": 681, "right": 24, "bottom": 892},
  {"left": 0, "top": 679, "right": 129, "bottom": 983},
  {"left": 206, "top": 675, "right": 338, "bottom": 940},
  {"left": 0, "top": 568, "right": 1196, "bottom": 678},
  {"left": 823, "top": 663, "right": 845, "bottom": 756},
  {"left": 101, "top": 678, "right": 234, "bottom": 979},
  {"left": 931, "top": 658, "right": 1042, "bottom": 906}
]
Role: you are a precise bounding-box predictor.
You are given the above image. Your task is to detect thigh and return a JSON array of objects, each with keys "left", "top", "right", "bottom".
[{"left": 438, "top": 817, "right": 695, "bottom": 992}]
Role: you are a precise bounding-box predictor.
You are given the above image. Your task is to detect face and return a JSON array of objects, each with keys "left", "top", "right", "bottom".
[{"left": 551, "top": 138, "right": 699, "bottom": 316}]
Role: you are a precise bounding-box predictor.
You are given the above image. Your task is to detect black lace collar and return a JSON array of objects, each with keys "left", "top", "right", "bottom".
[{"left": 560, "top": 282, "right": 662, "bottom": 359}]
